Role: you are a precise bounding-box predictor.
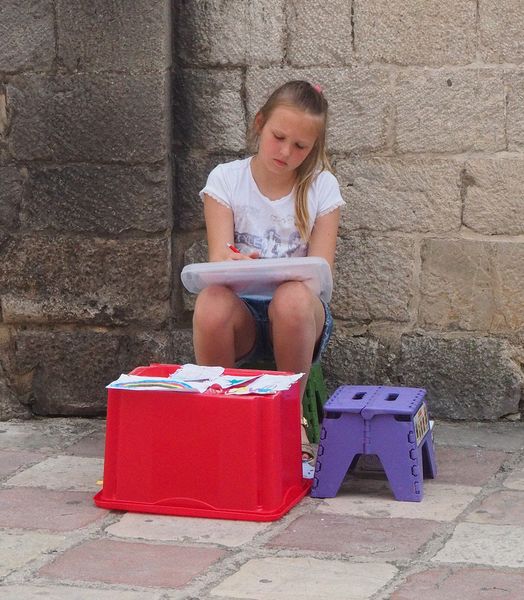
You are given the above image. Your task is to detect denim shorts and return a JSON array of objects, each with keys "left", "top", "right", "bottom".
[{"left": 237, "top": 296, "right": 333, "bottom": 365}]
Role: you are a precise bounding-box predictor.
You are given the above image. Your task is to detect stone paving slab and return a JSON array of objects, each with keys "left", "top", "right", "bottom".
[
  {"left": 390, "top": 566, "right": 524, "bottom": 600},
  {"left": 435, "top": 421, "right": 524, "bottom": 451},
  {"left": 39, "top": 538, "right": 228, "bottom": 589},
  {"left": 503, "top": 462, "right": 524, "bottom": 490},
  {"left": 0, "top": 585, "right": 164, "bottom": 599},
  {"left": 0, "top": 419, "right": 101, "bottom": 452},
  {"left": 432, "top": 523, "right": 524, "bottom": 568},
  {"left": 107, "top": 512, "right": 269, "bottom": 547},
  {"left": 318, "top": 480, "right": 480, "bottom": 521},
  {"left": 5, "top": 456, "right": 103, "bottom": 491},
  {"left": 433, "top": 446, "right": 508, "bottom": 485},
  {"left": 465, "top": 489, "right": 524, "bottom": 525},
  {"left": 0, "top": 530, "right": 65, "bottom": 577},
  {"left": 0, "top": 418, "right": 523, "bottom": 599},
  {"left": 64, "top": 430, "right": 106, "bottom": 458},
  {"left": 266, "top": 513, "right": 445, "bottom": 559},
  {"left": 0, "top": 487, "right": 105, "bottom": 531},
  {"left": 209, "top": 556, "right": 398, "bottom": 600},
  {"left": 0, "top": 449, "right": 45, "bottom": 477}
]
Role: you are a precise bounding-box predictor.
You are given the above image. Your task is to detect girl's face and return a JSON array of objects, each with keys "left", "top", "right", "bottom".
[{"left": 255, "top": 105, "right": 321, "bottom": 177}]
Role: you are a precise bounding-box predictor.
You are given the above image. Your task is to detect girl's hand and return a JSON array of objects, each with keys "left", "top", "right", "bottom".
[{"left": 228, "top": 249, "right": 260, "bottom": 260}]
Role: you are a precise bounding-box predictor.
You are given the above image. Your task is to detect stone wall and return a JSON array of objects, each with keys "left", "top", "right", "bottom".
[
  {"left": 0, "top": 1, "right": 523, "bottom": 420},
  {"left": 176, "top": 0, "right": 523, "bottom": 421},
  {"left": 0, "top": 0, "right": 194, "bottom": 418}
]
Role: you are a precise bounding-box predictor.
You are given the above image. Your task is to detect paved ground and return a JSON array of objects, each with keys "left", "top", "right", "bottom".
[{"left": 0, "top": 418, "right": 523, "bottom": 599}]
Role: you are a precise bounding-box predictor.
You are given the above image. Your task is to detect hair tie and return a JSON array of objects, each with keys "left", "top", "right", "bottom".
[{"left": 313, "top": 84, "right": 323, "bottom": 94}]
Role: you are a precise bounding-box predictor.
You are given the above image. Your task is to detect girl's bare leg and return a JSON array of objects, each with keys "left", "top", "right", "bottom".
[
  {"left": 268, "top": 281, "right": 326, "bottom": 459},
  {"left": 193, "top": 285, "right": 257, "bottom": 367}
]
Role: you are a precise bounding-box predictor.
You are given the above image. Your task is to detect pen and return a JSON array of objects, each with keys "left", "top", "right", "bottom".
[{"left": 226, "top": 242, "right": 242, "bottom": 254}]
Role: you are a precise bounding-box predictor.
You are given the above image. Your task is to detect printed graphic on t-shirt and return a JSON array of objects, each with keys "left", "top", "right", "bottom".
[{"left": 236, "top": 229, "right": 303, "bottom": 258}]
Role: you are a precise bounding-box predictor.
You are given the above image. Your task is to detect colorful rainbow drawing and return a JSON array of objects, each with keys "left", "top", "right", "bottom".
[{"left": 113, "top": 380, "right": 195, "bottom": 391}]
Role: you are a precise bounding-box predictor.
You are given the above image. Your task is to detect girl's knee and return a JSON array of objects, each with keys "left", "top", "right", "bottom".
[
  {"left": 196, "top": 284, "right": 234, "bottom": 304},
  {"left": 269, "top": 282, "right": 315, "bottom": 325},
  {"left": 194, "top": 285, "right": 238, "bottom": 328}
]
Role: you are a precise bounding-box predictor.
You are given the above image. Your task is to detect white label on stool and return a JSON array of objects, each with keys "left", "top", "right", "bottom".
[{"left": 413, "top": 403, "right": 429, "bottom": 446}]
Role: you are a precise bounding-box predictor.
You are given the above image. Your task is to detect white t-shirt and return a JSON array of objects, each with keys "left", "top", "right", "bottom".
[{"left": 199, "top": 157, "right": 345, "bottom": 258}]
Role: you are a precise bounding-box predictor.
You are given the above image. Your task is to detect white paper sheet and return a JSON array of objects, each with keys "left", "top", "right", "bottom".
[{"left": 226, "top": 373, "right": 304, "bottom": 395}]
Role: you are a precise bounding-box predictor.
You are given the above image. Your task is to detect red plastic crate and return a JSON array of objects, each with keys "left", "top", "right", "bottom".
[{"left": 94, "top": 364, "right": 312, "bottom": 521}]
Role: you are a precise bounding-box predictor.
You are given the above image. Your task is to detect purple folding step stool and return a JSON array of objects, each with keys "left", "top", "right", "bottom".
[{"left": 311, "top": 385, "right": 437, "bottom": 502}]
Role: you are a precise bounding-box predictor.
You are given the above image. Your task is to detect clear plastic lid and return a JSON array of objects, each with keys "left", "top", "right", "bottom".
[{"left": 181, "top": 256, "right": 333, "bottom": 303}]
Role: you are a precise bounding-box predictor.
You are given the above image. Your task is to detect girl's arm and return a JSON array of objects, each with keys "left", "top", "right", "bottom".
[
  {"left": 203, "top": 194, "right": 258, "bottom": 261},
  {"left": 203, "top": 194, "right": 234, "bottom": 261},
  {"left": 307, "top": 208, "right": 341, "bottom": 272}
]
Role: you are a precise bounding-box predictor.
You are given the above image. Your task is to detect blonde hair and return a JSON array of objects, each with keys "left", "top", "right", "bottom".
[{"left": 248, "top": 80, "right": 332, "bottom": 241}]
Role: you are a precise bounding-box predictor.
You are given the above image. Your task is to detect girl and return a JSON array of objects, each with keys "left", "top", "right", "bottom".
[{"left": 193, "top": 80, "right": 345, "bottom": 462}]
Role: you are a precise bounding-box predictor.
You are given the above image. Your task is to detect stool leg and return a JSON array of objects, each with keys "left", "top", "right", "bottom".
[
  {"left": 379, "top": 446, "right": 423, "bottom": 502},
  {"left": 421, "top": 434, "right": 438, "bottom": 479},
  {"left": 372, "top": 418, "right": 423, "bottom": 502},
  {"left": 311, "top": 415, "right": 361, "bottom": 498}
]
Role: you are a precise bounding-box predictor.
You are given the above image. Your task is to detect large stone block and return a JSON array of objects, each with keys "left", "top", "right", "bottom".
[
  {"left": 7, "top": 73, "right": 168, "bottom": 162},
  {"left": 419, "top": 239, "right": 524, "bottom": 332},
  {"left": 174, "top": 69, "right": 245, "bottom": 152},
  {"left": 480, "top": 0, "right": 524, "bottom": 63},
  {"left": 323, "top": 330, "right": 380, "bottom": 390},
  {"left": 463, "top": 159, "right": 524, "bottom": 235},
  {"left": 354, "top": 0, "right": 476, "bottom": 66},
  {"left": 246, "top": 67, "right": 390, "bottom": 153},
  {"left": 0, "top": 236, "right": 170, "bottom": 326},
  {"left": 14, "top": 330, "right": 118, "bottom": 415},
  {"left": 0, "top": 370, "right": 23, "bottom": 420},
  {"left": 0, "top": 371, "right": 29, "bottom": 419},
  {"left": 335, "top": 158, "right": 462, "bottom": 234},
  {"left": 24, "top": 164, "right": 170, "bottom": 234},
  {"left": 332, "top": 234, "right": 416, "bottom": 322},
  {"left": 0, "top": 88, "right": 8, "bottom": 136},
  {"left": 506, "top": 71, "right": 524, "bottom": 151},
  {"left": 0, "top": 166, "right": 22, "bottom": 234},
  {"left": 13, "top": 330, "right": 119, "bottom": 414},
  {"left": 495, "top": 243, "right": 524, "bottom": 332},
  {"left": 395, "top": 69, "right": 506, "bottom": 153},
  {"left": 419, "top": 239, "right": 492, "bottom": 331},
  {"left": 168, "top": 329, "right": 195, "bottom": 366},
  {"left": 399, "top": 335, "right": 522, "bottom": 420},
  {"left": 287, "top": 0, "right": 351, "bottom": 66},
  {"left": 175, "top": 151, "right": 237, "bottom": 231},
  {"left": 12, "top": 328, "right": 193, "bottom": 415},
  {"left": 182, "top": 239, "right": 208, "bottom": 312},
  {"left": 0, "top": 87, "right": 8, "bottom": 164},
  {"left": 0, "top": 330, "right": 29, "bottom": 420},
  {"left": 0, "top": 0, "right": 54, "bottom": 72},
  {"left": 57, "top": 0, "right": 170, "bottom": 71},
  {"left": 176, "top": 0, "right": 284, "bottom": 66},
  {"left": 110, "top": 330, "right": 181, "bottom": 374}
]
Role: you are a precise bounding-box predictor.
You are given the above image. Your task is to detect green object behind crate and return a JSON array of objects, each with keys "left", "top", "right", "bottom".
[{"left": 302, "top": 363, "right": 328, "bottom": 443}]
